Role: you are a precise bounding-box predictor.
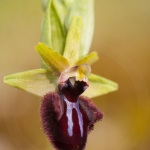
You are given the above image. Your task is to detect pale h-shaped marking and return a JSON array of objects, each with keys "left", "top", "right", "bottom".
[{"left": 64, "top": 96, "right": 83, "bottom": 137}]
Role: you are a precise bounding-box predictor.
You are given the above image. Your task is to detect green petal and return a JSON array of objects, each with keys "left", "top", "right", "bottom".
[
  {"left": 76, "top": 51, "right": 99, "bottom": 66},
  {"left": 83, "top": 73, "right": 118, "bottom": 98},
  {"left": 63, "top": 16, "right": 82, "bottom": 66},
  {"left": 41, "top": 0, "right": 66, "bottom": 54},
  {"left": 35, "top": 42, "right": 69, "bottom": 75},
  {"left": 65, "top": 0, "right": 94, "bottom": 57},
  {"left": 4, "top": 69, "right": 58, "bottom": 97}
]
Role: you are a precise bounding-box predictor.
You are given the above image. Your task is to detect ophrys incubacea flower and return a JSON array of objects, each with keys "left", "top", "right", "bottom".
[{"left": 4, "top": 0, "right": 118, "bottom": 150}]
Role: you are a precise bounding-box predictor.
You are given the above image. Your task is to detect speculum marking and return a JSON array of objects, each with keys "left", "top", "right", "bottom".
[{"left": 64, "top": 96, "right": 83, "bottom": 137}]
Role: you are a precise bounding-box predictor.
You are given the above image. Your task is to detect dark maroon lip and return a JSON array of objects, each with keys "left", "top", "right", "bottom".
[
  {"left": 40, "top": 92, "right": 103, "bottom": 150},
  {"left": 40, "top": 75, "right": 103, "bottom": 150}
]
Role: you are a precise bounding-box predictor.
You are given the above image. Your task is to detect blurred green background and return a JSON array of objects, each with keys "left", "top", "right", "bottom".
[{"left": 0, "top": 0, "right": 150, "bottom": 149}]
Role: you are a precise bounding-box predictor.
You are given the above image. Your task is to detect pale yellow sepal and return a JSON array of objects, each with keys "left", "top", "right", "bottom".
[
  {"left": 83, "top": 73, "right": 118, "bottom": 98},
  {"left": 4, "top": 69, "right": 58, "bottom": 97},
  {"left": 35, "top": 42, "right": 69, "bottom": 75}
]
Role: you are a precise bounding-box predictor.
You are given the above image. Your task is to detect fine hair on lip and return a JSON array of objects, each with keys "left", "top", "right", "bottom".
[{"left": 40, "top": 92, "right": 103, "bottom": 150}]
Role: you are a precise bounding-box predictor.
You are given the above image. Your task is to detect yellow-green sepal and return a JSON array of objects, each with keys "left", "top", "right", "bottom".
[
  {"left": 4, "top": 69, "right": 58, "bottom": 97},
  {"left": 76, "top": 51, "right": 99, "bottom": 66},
  {"left": 63, "top": 16, "right": 82, "bottom": 66},
  {"left": 35, "top": 42, "right": 69, "bottom": 75},
  {"left": 83, "top": 73, "right": 118, "bottom": 98}
]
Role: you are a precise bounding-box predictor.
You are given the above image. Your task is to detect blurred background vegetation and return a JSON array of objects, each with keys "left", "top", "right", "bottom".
[{"left": 0, "top": 0, "right": 150, "bottom": 149}]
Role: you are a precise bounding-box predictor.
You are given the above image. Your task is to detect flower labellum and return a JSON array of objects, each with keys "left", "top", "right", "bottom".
[{"left": 41, "top": 74, "right": 103, "bottom": 150}]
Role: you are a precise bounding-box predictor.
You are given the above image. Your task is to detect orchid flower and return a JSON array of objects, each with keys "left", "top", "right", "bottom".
[{"left": 4, "top": 0, "right": 118, "bottom": 150}]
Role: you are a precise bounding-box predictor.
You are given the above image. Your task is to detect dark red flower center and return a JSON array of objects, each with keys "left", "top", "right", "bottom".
[{"left": 58, "top": 77, "right": 89, "bottom": 102}]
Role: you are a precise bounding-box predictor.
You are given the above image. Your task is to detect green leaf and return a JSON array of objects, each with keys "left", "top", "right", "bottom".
[
  {"left": 76, "top": 51, "right": 99, "bottom": 66},
  {"left": 35, "top": 42, "right": 69, "bottom": 75},
  {"left": 63, "top": 16, "right": 82, "bottom": 66},
  {"left": 65, "top": 0, "right": 94, "bottom": 57},
  {"left": 83, "top": 73, "right": 118, "bottom": 98},
  {"left": 4, "top": 69, "right": 58, "bottom": 97},
  {"left": 41, "top": 0, "right": 66, "bottom": 54}
]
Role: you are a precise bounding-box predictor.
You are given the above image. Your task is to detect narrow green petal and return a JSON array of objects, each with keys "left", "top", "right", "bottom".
[
  {"left": 4, "top": 69, "right": 58, "bottom": 97},
  {"left": 76, "top": 51, "right": 99, "bottom": 66},
  {"left": 63, "top": 16, "right": 82, "bottom": 66},
  {"left": 83, "top": 73, "right": 118, "bottom": 98},
  {"left": 35, "top": 42, "right": 69, "bottom": 75},
  {"left": 41, "top": 0, "right": 66, "bottom": 54},
  {"left": 65, "top": 0, "right": 94, "bottom": 57}
]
